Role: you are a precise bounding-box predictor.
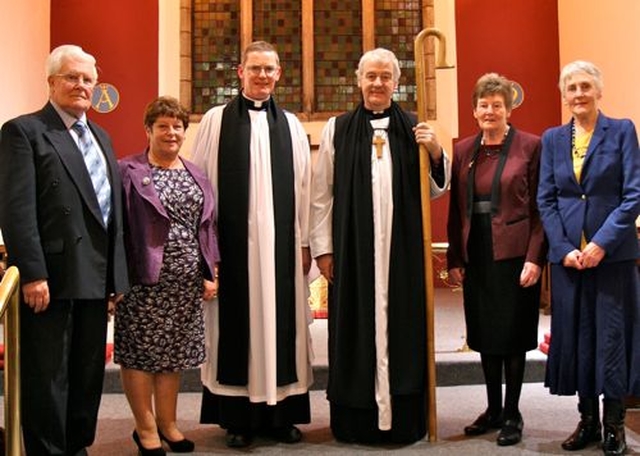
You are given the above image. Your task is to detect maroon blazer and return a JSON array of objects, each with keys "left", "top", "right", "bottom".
[{"left": 447, "top": 128, "right": 547, "bottom": 269}]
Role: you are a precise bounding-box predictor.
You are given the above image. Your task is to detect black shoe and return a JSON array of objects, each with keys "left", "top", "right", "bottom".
[
  {"left": 225, "top": 430, "right": 252, "bottom": 448},
  {"left": 132, "top": 430, "right": 166, "bottom": 456},
  {"left": 497, "top": 415, "right": 523, "bottom": 446},
  {"left": 561, "top": 420, "right": 601, "bottom": 451},
  {"left": 602, "top": 424, "right": 627, "bottom": 456},
  {"left": 464, "top": 411, "right": 503, "bottom": 436},
  {"left": 158, "top": 430, "right": 195, "bottom": 453},
  {"left": 271, "top": 425, "right": 302, "bottom": 443}
]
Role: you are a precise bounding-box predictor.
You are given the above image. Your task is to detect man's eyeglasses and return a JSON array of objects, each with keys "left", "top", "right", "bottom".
[
  {"left": 54, "top": 73, "right": 97, "bottom": 88},
  {"left": 244, "top": 65, "right": 278, "bottom": 77}
]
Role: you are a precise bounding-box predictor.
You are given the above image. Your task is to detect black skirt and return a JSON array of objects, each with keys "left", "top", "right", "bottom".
[{"left": 463, "top": 213, "right": 541, "bottom": 354}]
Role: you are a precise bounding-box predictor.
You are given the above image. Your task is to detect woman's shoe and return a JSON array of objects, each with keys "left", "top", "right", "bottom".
[
  {"left": 497, "top": 414, "right": 524, "bottom": 446},
  {"left": 464, "top": 411, "right": 503, "bottom": 436},
  {"left": 132, "top": 430, "right": 166, "bottom": 456},
  {"left": 158, "top": 430, "right": 195, "bottom": 453},
  {"left": 561, "top": 420, "right": 601, "bottom": 450}
]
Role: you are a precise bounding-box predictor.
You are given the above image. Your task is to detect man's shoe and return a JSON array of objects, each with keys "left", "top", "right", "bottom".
[
  {"left": 225, "top": 430, "right": 252, "bottom": 448},
  {"left": 497, "top": 414, "right": 523, "bottom": 446},
  {"left": 464, "top": 411, "right": 503, "bottom": 436},
  {"left": 271, "top": 425, "right": 302, "bottom": 443}
]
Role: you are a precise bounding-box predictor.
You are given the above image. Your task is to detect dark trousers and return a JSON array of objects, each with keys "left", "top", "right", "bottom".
[{"left": 20, "top": 298, "right": 108, "bottom": 456}]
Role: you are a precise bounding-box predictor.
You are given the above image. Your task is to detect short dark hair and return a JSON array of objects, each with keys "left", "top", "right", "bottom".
[
  {"left": 143, "top": 96, "right": 189, "bottom": 129},
  {"left": 472, "top": 73, "right": 513, "bottom": 110},
  {"left": 241, "top": 41, "right": 280, "bottom": 66}
]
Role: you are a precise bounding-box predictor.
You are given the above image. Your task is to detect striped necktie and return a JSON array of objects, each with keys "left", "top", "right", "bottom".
[{"left": 73, "top": 121, "right": 112, "bottom": 226}]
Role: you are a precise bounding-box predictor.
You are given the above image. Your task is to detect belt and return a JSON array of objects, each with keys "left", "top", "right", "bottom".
[{"left": 472, "top": 201, "right": 492, "bottom": 214}]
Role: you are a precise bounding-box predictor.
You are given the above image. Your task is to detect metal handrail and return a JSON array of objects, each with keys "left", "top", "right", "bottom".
[{"left": 0, "top": 266, "right": 21, "bottom": 456}]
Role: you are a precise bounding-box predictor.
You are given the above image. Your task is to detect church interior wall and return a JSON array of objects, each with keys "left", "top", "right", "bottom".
[{"left": 2, "top": 0, "right": 640, "bottom": 247}]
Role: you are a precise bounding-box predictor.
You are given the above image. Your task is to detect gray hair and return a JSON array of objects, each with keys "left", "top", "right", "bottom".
[
  {"left": 558, "top": 60, "right": 603, "bottom": 96},
  {"left": 356, "top": 48, "right": 401, "bottom": 83},
  {"left": 46, "top": 44, "right": 97, "bottom": 79}
]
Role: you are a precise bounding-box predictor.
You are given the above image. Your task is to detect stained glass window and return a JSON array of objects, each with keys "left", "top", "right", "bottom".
[
  {"left": 192, "top": 0, "right": 240, "bottom": 114},
  {"left": 252, "top": 0, "right": 303, "bottom": 112},
  {"left": 375, "top": 0, "right": 422, "bottom": 112},
  {"left": 314, "top": 0, "right": 362, "bottom": 112},
  {"left": 190, "top": 0, "right": 427, "bottom": 116}
]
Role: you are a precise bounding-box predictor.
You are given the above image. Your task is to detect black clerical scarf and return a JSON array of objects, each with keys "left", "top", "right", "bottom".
[
  {"left": 216, "top": 94, "right": 297, "bottom": 386},
  {"left": 329, "top": 101, "right": 427, "bottom": 408}
]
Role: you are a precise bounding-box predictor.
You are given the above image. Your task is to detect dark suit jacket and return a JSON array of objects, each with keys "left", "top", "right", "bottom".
[
  {"left": 0, "top": 102, "right": 128, "bottom": 298},
  {"left": 537, "top": 113, "right": 640, "bottom": 264},
  {"left": 118, "top": 151, "right": 220, "bottom": 285},
  {"left": 447, "top": 128, "right": 547, "bottom": 268}
]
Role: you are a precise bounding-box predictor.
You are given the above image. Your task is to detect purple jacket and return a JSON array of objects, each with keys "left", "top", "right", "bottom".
[{"left": 119, "top": 152, "right": 220, "bottom": 285}]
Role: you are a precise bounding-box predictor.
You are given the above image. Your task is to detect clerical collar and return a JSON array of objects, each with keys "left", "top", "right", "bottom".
[
  {"left": 365, "top": 107, "right": 391, "bottom": 119},
  {"left": 242, "top": 94, "right": 269, "bottom": 111}
]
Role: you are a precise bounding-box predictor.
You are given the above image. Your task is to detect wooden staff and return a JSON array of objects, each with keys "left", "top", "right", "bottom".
[{"left": 414, "top": 27, "right": 452, "bottom": 442}]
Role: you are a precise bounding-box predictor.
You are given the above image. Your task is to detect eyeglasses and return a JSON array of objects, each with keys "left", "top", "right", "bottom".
[
  {"left": 244, "top": 65, "right": 279, "bottom": 77},
  {"left": 54, "top": 73, "right": 97, "bottom": 88},
  {"left": 363, "top": 72, "right": 394, "bottom": 83}
]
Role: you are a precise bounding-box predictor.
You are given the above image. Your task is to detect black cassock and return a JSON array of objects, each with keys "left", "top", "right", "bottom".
[{"left": 328, "top": 101, "right": 443, "bottom": 443}]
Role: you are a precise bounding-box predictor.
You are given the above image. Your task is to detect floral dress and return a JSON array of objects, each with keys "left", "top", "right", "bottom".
[{"left": 115, "top": 166, "right": 205, "bottom": 372}]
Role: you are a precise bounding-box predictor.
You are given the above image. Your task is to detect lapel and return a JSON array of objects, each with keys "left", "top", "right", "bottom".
[
  {"left": 125, "top": 153, "right": 169, "bottom": 220},
  {"left": 556, "top": 122, "right": 576, "bottom": 184},
  {"left": 183, "top": 159, "right": 215, "bottom": 225},
  {"left": 41, "top": 103, "right": 106, "bottom": 227},
  {"left": 580, "top": 113, "right": 608, "bottom": 180}
]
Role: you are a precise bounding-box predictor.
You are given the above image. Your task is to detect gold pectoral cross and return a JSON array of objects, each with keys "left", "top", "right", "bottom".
[{"left": 373, "top": 134, "right": 386, "bottom": 159}]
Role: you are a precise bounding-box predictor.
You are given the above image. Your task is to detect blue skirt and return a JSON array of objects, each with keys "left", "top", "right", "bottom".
[{"left": 545, "top": 261, "right": 640, "bottom": 398}]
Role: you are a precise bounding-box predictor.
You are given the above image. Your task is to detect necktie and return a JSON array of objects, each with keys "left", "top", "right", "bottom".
[{"left": 72, "top": 121, "right": 112, "bottom": 226}]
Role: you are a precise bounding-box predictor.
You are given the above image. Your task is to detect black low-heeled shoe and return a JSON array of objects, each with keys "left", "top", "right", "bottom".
[
  {"left": 132, "top": 430, "right": 166, "bottom": 456},
  {"left": 497, "top": 414, "right": 524, "bottom": 446},
  {"left": 464, "top": 411, "right": 503, "bottom": 436},
  {"left": 158, "top": 430, "right": 195, "bottom": 453}
]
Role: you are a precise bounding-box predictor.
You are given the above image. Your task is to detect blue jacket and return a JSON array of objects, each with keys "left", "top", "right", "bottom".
[
  {"left": 537, "top": 112, "right": 640, "bottom": 264},
  {"left": 119, "top": 152, "right": 220, "bottom": 285}
]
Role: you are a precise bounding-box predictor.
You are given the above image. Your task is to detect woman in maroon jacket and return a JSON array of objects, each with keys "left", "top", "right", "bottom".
[
  {"left": 115, "top": 96, "right": 220, "bottom": 455},
  {"left": 447, "top": 73, "right": 547, "bottom": 446}
]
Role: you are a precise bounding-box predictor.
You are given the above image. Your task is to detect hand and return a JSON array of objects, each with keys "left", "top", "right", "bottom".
[
  {"left": 580, "top": 242, "right": 605, "bottom": 269},
  {"left": 22, "top": 279, "right": 50, "bottom": 313},
  {"left": 562, "top": 249, "right": 585, "bottom": 270},
  {"left": 413, "top": 122, "right": 442, "bottom": 163},
  {"left": 107, "top": 293, "right": 124, "bottom": 318},
  {"left": 448, "top": 267, "right": 464, "bottom": 286},
  {"left": 203, "top": 278, "right": 218, "bottom": 301},
  {"left": 302, "top": 247, "right": 311, "bottom": 275},
  {"left": 316, "top": 254, "right": 334, "bottom": 283},
  {"left": 519, "top": 261, "right": 541, "bottom": 287}
]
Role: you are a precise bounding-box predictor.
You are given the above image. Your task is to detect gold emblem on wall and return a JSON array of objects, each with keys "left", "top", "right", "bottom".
[
  {"left": 91, "top": 83, "right": 120, "bottom": 113},
  {"left": 511, "top": 80, "right": 524, "bottom": 109}
]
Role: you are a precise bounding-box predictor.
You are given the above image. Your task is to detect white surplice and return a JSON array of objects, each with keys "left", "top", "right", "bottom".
[
  {"left": 309, "top": 116, "right": 450, "bottom": 429},
  {"left": 191, "top": 104, "right": 314, "bottom": 405}
]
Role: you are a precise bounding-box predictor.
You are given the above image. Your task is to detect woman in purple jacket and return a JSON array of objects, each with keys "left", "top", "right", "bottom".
[
  {"left": 115, "top": 96, "right": 220, "bottom": 455},
  {"left": 447, "top": 73, "right": 546, "bottom": 447}
]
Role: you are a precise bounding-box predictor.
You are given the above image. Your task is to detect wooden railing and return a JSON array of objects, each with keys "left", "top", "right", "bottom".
[{"left": 0, "top": 266, "right": 21, "bottom": 456}]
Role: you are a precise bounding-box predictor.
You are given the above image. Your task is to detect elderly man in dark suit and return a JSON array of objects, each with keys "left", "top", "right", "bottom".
[{"left": 0, "top": 44, "right": 128, "bottom": 456}]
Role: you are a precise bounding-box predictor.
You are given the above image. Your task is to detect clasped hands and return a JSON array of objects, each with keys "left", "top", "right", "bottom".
[{"left": 562, "top": 242, "right": 605, "bottom": 270}]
